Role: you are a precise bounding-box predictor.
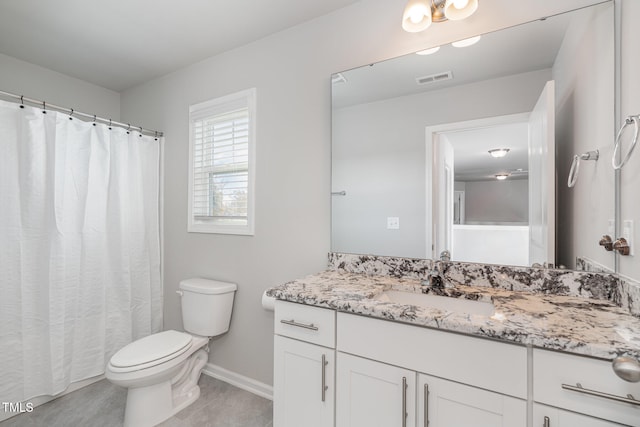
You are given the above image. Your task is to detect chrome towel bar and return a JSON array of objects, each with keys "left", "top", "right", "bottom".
[{"left": 613, "top": 114, "right": 639, "bottom": 170}]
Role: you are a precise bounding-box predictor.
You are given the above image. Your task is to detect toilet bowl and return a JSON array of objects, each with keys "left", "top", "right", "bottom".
[{"left": 106, "top": 278, "right": 236, "bottom": 427}]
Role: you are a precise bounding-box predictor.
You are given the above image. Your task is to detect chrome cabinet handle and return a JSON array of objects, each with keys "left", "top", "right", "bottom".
[
  {"left": 280, "top": 319, "right": 318, "bottom": 331},
  {"left": 424, "top": 383, "right": 429, "bottom": 427},
  {"left": 402, "top": 377, "right": 407, "bottom": 427},
  {"left": 321, "top": 354, "right": 328, "bottom": 402},
  {"left": 543, "top": 415, "right": 550, "bottom": 427},
  {"left": 562, "top": 383, "right": 640, "bottom": 406}
]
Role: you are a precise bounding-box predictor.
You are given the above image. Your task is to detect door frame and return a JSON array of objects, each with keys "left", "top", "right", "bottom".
[{"left": 425, "top": 112, "right": 531, "bottom": 260}]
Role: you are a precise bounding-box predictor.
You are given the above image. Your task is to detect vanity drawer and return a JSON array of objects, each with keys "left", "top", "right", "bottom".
[
  {"left": 533, "top": 349, "right": 640, "bottom": 426},
  {"left": 275, "top": 300, "right": 336, "bottom": 348},
  {"left": 337, "top": 313, "right": 527, "bottom": 399}
]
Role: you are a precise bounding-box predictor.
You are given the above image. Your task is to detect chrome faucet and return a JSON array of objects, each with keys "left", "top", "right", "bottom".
[
  {"left": 421, "top": 251, "right": 453, "bottom": 289},
  {"left": 425, "top": 266, "right": 444, "bottom": 289},
  {"left": 422, "top": 262, "right": 451, "bottom": 289}
]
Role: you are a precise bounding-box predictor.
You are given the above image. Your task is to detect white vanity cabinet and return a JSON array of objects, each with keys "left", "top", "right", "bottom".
[
  {"left": 418, "top": 374, "right": 527, "bottom": 427},
  {"left": 336, "top": 313, "right": 528, "bottom": 427},
  {"left": 273, "top": 300, "right": 637, "bottom": 427},
  {"left": 336, "top": 352, "right": 416, "bottom": 427},
  {"left": 274, "top": 301, "right": 336, "bottom": 427},
  {"left": 533, "top": 349, "right": 640, "bottom": 427}
]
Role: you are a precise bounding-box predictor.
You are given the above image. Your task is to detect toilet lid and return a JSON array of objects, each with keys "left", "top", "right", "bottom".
[{"left": 110, "top": 330, "right": 193, "bottom": 369}]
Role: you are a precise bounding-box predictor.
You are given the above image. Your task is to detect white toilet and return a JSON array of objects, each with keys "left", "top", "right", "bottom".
[{"left": 106, "top": 278, "right": 237, "bottom": 427}]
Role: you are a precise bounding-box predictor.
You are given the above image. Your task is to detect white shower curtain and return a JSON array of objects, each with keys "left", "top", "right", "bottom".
[{"left": 0, "top": 99, "right": 162, "bottom": 403}]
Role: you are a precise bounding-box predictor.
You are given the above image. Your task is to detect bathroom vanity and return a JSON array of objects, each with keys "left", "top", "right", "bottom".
[{"left": 267, "top": 256, "right": 640, "bottom": 427}]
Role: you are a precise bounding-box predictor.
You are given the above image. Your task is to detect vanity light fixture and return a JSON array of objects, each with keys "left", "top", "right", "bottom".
[
  {"left": 488, "top": 148, "right": 510, "bottom": 158},
  {"left": 416, "top": 46, "right": 441, "bottom": 55},
  {"left": 451, "top": 35, "right": 482, "bottom": 47},
  {"left": 402, "top": 0, "right": 479, "bottom": 33},
  {"left": 495, "top": 173, "right": 510, "bottom": 180}
]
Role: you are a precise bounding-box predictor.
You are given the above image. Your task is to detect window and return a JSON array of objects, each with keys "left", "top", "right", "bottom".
[{"left": 188, "top": 88, "right": 256, "bottom": 234}]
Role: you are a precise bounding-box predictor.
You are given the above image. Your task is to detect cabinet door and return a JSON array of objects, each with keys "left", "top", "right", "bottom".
[
  {"left": 533, "top": 403, "right": 626, "bottom": 427},
  {"left": 336, "top": 352, "right": 415, "bottom": 427},
  {"left": 274, "top": 336, "right": 335, "bottom": 427},
  {"left": 418, "top": 373, "right": 526, "bottom": 427}
]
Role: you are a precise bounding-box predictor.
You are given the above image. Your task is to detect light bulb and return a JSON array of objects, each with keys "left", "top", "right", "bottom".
[
  {"left": 453, "top": 0, "right": 469, "bottom": 9},
  {"left": 402, "top": 0, "right": 432, "bottom": 33},
  {"left": 444, "top": 0, "right": 478, "bottom": 21},
  {"left": 410, "top": 10, "right": 425, "bottom": 24}
]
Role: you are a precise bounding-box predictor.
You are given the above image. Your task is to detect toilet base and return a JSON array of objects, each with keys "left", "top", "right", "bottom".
[{"left": 122, "top": 349, "right": 209, "bottom": 427}]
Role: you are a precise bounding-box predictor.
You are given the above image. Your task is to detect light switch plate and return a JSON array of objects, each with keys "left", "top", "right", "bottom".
[{"left": 387, "top": 217, "right": 400, "bottom": 230}]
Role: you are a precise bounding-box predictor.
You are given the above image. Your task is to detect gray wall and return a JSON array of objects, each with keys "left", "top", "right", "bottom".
[
  {"left": 117, "top": 0, "right": 612, "bottom": 387},
  {"left": 0, "top": 52, "right": 120, "bottom": 120},
  {"left": 464, "top": 179, "right": 529, "bottom": 224}
]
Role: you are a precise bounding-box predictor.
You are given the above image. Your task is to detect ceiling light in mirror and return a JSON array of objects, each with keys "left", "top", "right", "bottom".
[
  {"left": 416, "top": 46, "right": 441, "bottom": 56},
  {"left": 451, "top": 35, "right": 481, "bottom": 47},
  {"left": 488, "top": 148, "right": 510, "bottom": 158},
  {"left": 495, "top": 173, "right": 510, "bottom": 180}
]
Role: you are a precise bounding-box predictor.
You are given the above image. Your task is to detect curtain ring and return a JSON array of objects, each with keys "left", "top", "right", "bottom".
[
  {"left": 154, "top": 131, "right": 158, "bottom": 141},
  {"left": 93, "top": 114, "right": 97, "bottom": 126},
  {"left": 613, "top": 115, "right": 639, "bottom": 170},
  {"left": 69, "top": 108, "right": 74, "bottom": 120},
  {"left": 19, "top": 96, "right": 24, "bottom": 109},
  {"left": 126, "top": 123, "right": 131, "bottom": 134},
  {"left": 139, "top": 126, "right": 143, "bottom": 137},
  {"left": 109, "top": 119, "right": 112, "bottom": 130},
  {"left": 42, "top": 101, "right": 47, "bottom": 114}
]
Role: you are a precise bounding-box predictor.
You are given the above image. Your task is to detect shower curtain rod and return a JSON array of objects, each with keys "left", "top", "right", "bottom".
[{"left": 0, "top": 89, "right": 164, "bottom": 138}]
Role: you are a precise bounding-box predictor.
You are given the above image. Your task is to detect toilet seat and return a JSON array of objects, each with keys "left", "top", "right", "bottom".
[{"left": 109, "top": 330, "right": 193, "bottom": 373}]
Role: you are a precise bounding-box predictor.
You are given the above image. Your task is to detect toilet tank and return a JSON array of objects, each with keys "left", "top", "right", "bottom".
[{"left": 179, "top": 278, "right": 237, "bottom": 337}]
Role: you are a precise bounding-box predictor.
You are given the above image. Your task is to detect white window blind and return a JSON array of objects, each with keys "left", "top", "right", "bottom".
[{"left": 188, "top": 89, "right": 255, "bottom": 234}]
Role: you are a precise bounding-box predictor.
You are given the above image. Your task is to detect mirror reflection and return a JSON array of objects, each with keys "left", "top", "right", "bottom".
[{"left": 331, "top": 2, "right": 614, "bottom": 270}]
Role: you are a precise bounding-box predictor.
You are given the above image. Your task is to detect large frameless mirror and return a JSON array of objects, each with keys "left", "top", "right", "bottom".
[{"left": 331, "top": 1, "right": 615, "bottom": 271}]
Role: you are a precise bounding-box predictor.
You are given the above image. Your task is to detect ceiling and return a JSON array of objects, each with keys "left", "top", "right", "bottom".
[
  {"left": 441, "top": 122, "right": 529, "bottom": 182},
  {"left": 0, "top": 0, "right": 360, "bottom": 92}
]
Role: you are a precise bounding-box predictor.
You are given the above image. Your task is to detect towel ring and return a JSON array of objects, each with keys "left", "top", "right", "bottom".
[
  {"left": 568, "top": 150, "right": 599, "bottom": 188},
  {"left": 613, "top": 115, "right": 639, "bottom": 170}
]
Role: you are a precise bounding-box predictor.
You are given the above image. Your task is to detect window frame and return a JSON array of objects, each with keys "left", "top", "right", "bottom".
[{"left": 187, "top": 88, "right": 256, "bottom": 235}]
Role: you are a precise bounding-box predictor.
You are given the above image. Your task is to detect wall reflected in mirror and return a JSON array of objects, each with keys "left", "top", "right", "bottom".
[{"left": 331, "top": 1, "right": 615, "bottom": 271}]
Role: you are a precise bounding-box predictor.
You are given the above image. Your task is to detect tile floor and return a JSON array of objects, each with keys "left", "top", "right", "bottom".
[{"left": 0, "top": 375, "right": 273, "bottom": 427}]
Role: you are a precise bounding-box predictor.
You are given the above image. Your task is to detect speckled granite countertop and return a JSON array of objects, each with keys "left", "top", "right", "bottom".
[{"left": 266, "top": 270, "right": 640, "bottom": 361}]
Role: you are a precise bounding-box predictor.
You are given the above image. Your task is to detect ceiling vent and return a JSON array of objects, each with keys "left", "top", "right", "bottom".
[{"left": 416, "top": 71, "right": 453, "bottom": 85}]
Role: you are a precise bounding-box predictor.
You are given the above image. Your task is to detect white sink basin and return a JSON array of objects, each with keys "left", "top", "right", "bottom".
[{"left": 373, "top": 290, "right": 495, "bottom": 316}]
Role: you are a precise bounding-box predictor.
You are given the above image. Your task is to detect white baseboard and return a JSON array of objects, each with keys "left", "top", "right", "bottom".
[{"left": 202, "top": 363, "right": 273, "bottom": 401}]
